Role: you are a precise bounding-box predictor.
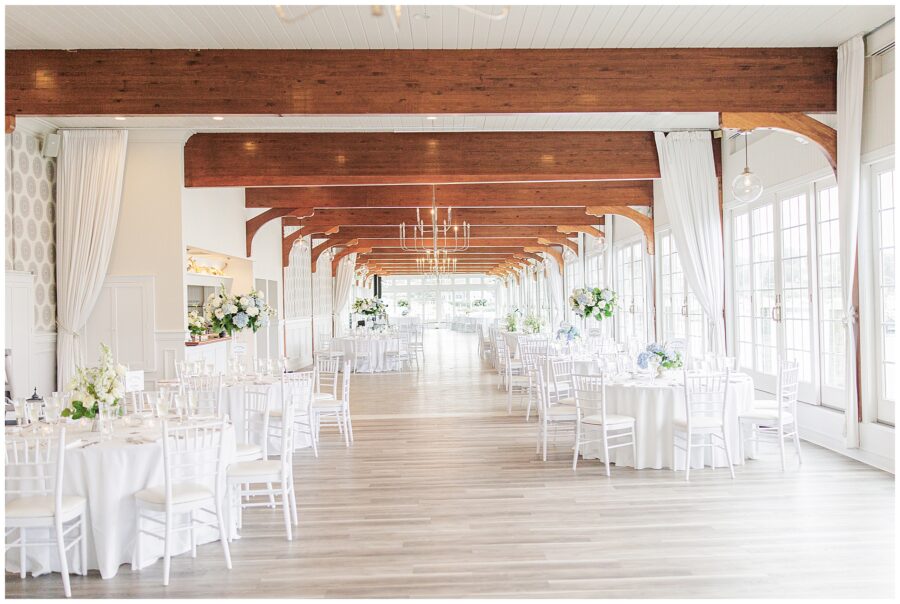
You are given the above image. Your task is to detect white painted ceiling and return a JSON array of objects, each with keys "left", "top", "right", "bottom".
[{"left": 6, "top": 4, "right": 894, "bottom": 50}]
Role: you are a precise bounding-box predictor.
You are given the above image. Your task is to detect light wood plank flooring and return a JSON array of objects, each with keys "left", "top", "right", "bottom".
[{"left": 6, "top": 329, "right": 894, "bottom": 598}]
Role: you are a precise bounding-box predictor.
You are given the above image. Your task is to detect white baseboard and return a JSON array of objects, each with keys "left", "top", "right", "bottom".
[{"left": 797, "top": 402, "right": 895, "bottom": 473}]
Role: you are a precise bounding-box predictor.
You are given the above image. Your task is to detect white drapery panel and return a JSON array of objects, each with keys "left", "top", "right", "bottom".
[
  {"left": 332, "top": 253, "right": 356, "bottom": 336},
  {"left": 838, "top": 35, "right": 865, "bottom": 448},
  {"left": 56, "top": 129, "right": 129, "bottom": 388},
  {"left": 547, "top": 256, "right": 565, "bottom": 328},
  {"left": 654, "top": 130, "right": 726, "bottom": 355}
]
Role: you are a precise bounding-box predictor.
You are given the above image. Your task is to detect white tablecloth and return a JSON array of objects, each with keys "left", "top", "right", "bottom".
[
  {"left": 572, "top": 361, "right": 755, "bottom": 470},
  {"left": 5, "top": 419, "right": 236, "bottom": 580},
  {"left": 221, "top": 379, "right": 312, "bottom": 453},
  {"left": 331, "top": 336, "right": 399, "bottom": 373}
]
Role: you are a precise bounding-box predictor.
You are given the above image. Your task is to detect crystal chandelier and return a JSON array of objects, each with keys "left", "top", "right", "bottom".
[{"left": 400, "top": 185, "right": 470, "bottom": 255}]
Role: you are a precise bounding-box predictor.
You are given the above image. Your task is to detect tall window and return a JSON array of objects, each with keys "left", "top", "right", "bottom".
[
  {"left": 614, "top": 239, "right": 645, "bottom": 343},
  {"left": 779, "top": 192, "right": 813, "bottom": 384},
  {"left": 586, "top": 253, "right": 603, "bottom": 286},
  {"left": 873, "top": 161, "right": 895, "bottom": 424},
  {"left": 815, "top": 185, "right": 845, "bottom": 403},
  {"left": 658, "top": 232, "right": 707, "bottom": 358}
]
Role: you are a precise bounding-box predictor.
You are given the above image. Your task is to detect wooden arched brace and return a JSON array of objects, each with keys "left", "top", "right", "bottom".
[
  {"left": 281, "top": 229, "right": 304, "bottom": 266},
  {"left": 247, "top": 208, "right": 293, "bottom": 256},
  {"left": 586, "top": 206, "right": 655, "bottom": 255},
  {"left": 332, "top": 246, "right": 371, "bottom": 277},
  {"left": 514, "top": 252, "right": 543, "bottom": 262},
  {"left": 524, "top": 245, "right": 564, "bottom": 273},
  {"left": 720, "top": 112, "right": 837, "bottom": 173},
  {"left": 537, "top": 236, "right": 577, "bottom": 254},
  {"left": 557, "top": 225, "right": 604, "bottom": 239},
  {"left": 311, "top": 238, "right": 358, "bottom": 271}
]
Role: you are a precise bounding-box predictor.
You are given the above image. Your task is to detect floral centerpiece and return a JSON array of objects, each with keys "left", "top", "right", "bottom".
[
  {"left": 569, "top": 287, "right": 618, "bottom": 321},
  {"left": 61, "top": 343, "right": 126, "bottom": 420},
  {"left": 556, "top": 321, "right": 580, "bottom": 342},
  {"left": 637, "top": 343, "right": 683, "bottom": 377},
  {"left": 204, "top": 286, "right": 273, "bottom": 336},
  {"left": 352, "top": 297, "right": 387, "bottom": 317},
  {"left": 187, "top": 310, "right": 208, "bottom": 340},
  {"left": 504, "top": 308, "right": 521, "bottom": 332},
  {"left": 235, "top": 290, "right": 274, "bottom": 333},
  {"left": 473, "top": 298, "right": 487, "bottom": 308},
  {"left": 397, "top": 299, "right": 410, "bottom": 316},
  {"left": 523, "top": 313, "right": 544, "bottom": 334}
]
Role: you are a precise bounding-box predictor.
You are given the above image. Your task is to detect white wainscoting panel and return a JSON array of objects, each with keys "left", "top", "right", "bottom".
[
  {"left": 5, "top": 270, "right": 34, "bottom": 399},
  {"left": 83, "top": 275, "right": 157, "bottom": 371},
  {"left": 284, "top": 317, "right": 313, "bottom": 369},
  {"left": 32, "top": 332, "right": 57, "bottom": 396}
]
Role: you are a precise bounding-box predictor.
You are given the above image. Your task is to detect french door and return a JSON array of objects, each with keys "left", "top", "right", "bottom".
[{"left": 732, "top": 189, "right": 817, "bottom": 401}]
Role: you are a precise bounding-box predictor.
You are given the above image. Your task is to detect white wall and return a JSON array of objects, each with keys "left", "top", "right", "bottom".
[
  {"left": 108, "top": 133, "right": 187, "bottom": 332},
  {"left": 182, "top": 186, "right": 246, "bottom": 258}
]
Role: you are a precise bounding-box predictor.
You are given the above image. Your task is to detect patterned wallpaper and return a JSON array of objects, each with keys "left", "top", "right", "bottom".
[{"left": 5, "top": 131, "right": 57, "bottom": 332}]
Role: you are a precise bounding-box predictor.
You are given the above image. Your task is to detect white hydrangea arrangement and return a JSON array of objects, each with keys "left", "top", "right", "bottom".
[
  {"left": 569, "top": 287, "right": 618, "bottom": 321},
  {"left": 61, "top": 343, "right": 126, "bottom": 420},
  {"left": 204, "top": 286, "right": 273, "bottom": 335},
  {"left": 352, "top": 297, "right": 387, "bottom": 317}
]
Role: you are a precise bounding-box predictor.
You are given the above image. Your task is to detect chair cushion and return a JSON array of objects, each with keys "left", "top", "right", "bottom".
[
  {"left": 227, "top": 460, "right": 282, "bottom": 479},
  {"left": 312, "top": 398, "right": 343, "bottom": 410},
  {"left": 135, "top": 483, "right": 214, "bottom": 506},
  {"left": 739, "top": 409, "right": 794, "bottom": 424},
  {"left": 546, "top": 405, "right": 578, "bottom": 418},
  {"left": 673, "top": 416, "right": 725, "bottom": 430},
  {"left": 581, "top": 413, "right": 635, "bottom": 427},
  {"left": 6, "top": 495, "right": 85, "bottom": 520},
  {"left": 314, "top": 392, "right": 337, "bottom": 401},
  {"left": 235, "top": 442, "right": 263, "bottom": 459}
]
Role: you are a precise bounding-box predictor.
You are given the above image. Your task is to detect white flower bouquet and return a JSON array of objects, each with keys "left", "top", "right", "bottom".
[
  {"left": 352, "top": 297, "right": 387, "bottom": 317},
  {"left": 204, "top": 286, "right": 273, "bottom": 335},
  {"left": 569, "top": 287, "right": 618, "bottom": 321},
  {"left": 523, "top": 313, "right": 544, "bottom": 334},
  {"left": 187, "top": 310, "right": 208, "bottom": 336},
  {"left": 61, "top": 343, "right": 126, "bottom": 420}
]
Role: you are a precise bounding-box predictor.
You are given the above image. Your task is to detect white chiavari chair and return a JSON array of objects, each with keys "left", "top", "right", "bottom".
[
  {"left": 182, "top": 374, "right": 224, "bottom": 418},
  {"left": 673, "top": 370, "right": 735, "bottom": 481},
  {"left": 312, "top": 359, "right": 354, "bottom": 446},
  {"left": 5, "top": 428, "right": 87, "bottom": 598},
  {"left": 535, "top": 356, "right": 578, "bottom": 461},
  {"left": 739, "top": 359, "right": 802, "bottom": 470},
  {"left": 519, "top": 338, "right": 548, "bottom": 422},
  {"left": 227, "top": 389, "right": 299, "bottom": 542},
  {"left": 571, "top": 374, "right": 636, "bottom": 475},
  {"left": 134, "top": 419, "right": 231, "bottom": 586},
  {"left": 272, "top": 371, "right": 317, "bottom": 458},
  {"left": 235, "top": 387, "right": 270, "bottom": 463},
  {"left": 384, "top": 331, "right": 414, "bottom": 371},
  {"left": 502, "top": 333, "right": 529, "bottom": 414}
]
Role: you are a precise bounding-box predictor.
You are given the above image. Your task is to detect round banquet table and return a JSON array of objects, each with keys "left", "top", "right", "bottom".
[
  {"left": 571, "top": 361, "right": 755, "bottom": 470},
  {"left": 331, "top": 336, "right": 399, "bottom": 373},
  {"left": 221, "top": 377, "right": 312, "bottom": 453},
  {"left": 4, "top": 418, "right": 236, "bottom": 580}
]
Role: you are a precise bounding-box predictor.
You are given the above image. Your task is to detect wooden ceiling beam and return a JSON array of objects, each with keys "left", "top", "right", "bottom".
[
  {"left": 185, "top": 131, "right": 660, "bottom": 187},
  {"left": 7, "top": 49, "right": 836, "bottom": 116},
  {"left": 326, "top": 225, "right": 567, "bottom": 239},
  {"left": 247, "top": 181, "right": 652, "bottom": 208},
  {"left": 283, "top": 207, "right": 606, "bottom": 227}
]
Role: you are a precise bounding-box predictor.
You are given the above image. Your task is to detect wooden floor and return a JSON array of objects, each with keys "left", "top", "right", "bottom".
[{"left": 6, "top": 330, "right": 895, "bottom": 598}]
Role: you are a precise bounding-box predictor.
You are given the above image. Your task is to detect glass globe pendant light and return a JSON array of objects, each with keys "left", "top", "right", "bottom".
[{"left": 731, "top": 132, "right": 763, "bottom": 204}]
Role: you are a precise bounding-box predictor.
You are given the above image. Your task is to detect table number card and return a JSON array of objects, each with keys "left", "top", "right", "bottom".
[
  {"left": 124, "top": 370, "right": 145, "bottom": 393},
  {"left": 232, "top": 343, "right": 248, "bottom": 357}
]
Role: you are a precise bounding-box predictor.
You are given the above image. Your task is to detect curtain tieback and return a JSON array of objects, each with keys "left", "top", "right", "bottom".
[
  {"left": 842, "top": 306, "right": 859, "bottom": 325},
  {"left": 56, "top": 324, "right": 80, "bottom": 338}
]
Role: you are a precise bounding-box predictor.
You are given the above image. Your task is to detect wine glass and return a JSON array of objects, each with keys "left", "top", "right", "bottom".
[{"left": 156, "top": 391, "right": 171, "bottom": 419}]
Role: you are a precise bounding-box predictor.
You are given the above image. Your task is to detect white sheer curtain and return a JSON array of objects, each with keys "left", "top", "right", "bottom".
[
  {"left": 547, "top": 256, "right": 565, "bottom": 328},
  {"left": 56, "top": 129, "right": 129, "bottom": 389},
  {"left": 654, "top": 130, "right": 725, "bottom": 355},
  {"left": 332, "top": 253, "right": 356, "bottom": 336},
  {"left": 838, "top": 35, "right": 865, "bottom": 448}
]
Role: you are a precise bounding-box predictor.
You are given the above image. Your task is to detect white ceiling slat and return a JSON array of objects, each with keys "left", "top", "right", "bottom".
[{"left": 4, "top": 5, "right": 893, "bottom": 51}]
